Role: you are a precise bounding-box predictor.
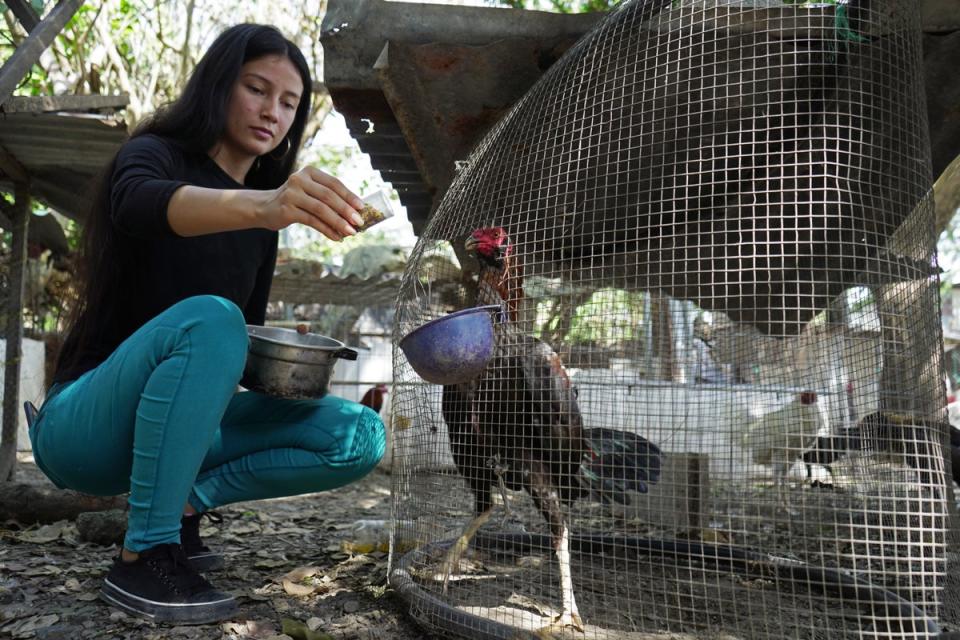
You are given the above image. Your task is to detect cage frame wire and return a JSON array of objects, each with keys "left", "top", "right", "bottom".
[{"left": 387, "top": 0, "right": 952, "bottom": 636}]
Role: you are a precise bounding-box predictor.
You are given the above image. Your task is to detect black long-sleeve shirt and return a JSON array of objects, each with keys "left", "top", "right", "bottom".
[{"left": 53, "top": 134, "right": 278, "bottom": 383}]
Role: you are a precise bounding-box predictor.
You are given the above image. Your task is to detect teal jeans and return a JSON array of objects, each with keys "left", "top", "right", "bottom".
[{"left": 29, "top": 295, "right": 385, "bottom": 552}]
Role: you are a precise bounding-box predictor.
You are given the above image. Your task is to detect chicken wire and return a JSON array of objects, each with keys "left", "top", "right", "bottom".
[{"left": 387, "top": 0, "right": 954, "bottom": 638}]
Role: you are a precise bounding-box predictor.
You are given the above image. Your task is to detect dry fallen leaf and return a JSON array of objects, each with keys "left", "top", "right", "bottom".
[
  {"left": 281, "top": 566, "right": 321, "bottom": 582},
  {"left": 5, "top": 613, "right": 60, "bottom": 639},
  {"left": 228, "top": 522, "right": 262, "bottom": 535},
  {"left": 282, "top": 580, "right": 316, "bottom": 597},
  {"left": 280, "top": 566, "right": 322, "bottom": 596},
  {"left": 16, "top": 522, "right": 67, "bottom": 544},
  {"left": 23, "top": 564, "right": 63, "bottom": 577}
]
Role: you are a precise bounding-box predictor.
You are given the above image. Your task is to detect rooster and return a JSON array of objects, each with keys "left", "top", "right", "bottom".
[
  {"left": 742, "top": 391, "right": 823, "bottom": 503},
  {"left": 801, "top": 411, "right": 956, "bottom": 491},
  {"left": 439, "top": 226, "right": 662, "bottom": 632},
  {"left": 359, "top": 384, "right": 389, "bottom": 414}
]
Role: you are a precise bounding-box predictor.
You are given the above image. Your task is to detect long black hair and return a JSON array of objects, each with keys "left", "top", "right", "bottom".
[{"left": 55, "top": 24, "right": 313, "bottom": 380}]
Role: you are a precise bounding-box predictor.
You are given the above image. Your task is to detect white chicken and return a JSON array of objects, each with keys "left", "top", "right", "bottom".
[{"left": 743, "top": 391, "right": 824, "bottom": 503}]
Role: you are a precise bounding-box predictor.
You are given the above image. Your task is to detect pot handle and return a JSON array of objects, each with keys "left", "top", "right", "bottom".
[{"left": 334, "top": 347, "right": 359, "bottom": 361}]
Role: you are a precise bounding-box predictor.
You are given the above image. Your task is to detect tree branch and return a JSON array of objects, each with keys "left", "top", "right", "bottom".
[
  {"left": 178, "top": 0, "right": 196, "bottom": 87},
  {"left": 93, "top": 11, "right": 141, "bottom": 121},
  {"left": 0, "top": 0, "right": 83, "bottom": 105}
]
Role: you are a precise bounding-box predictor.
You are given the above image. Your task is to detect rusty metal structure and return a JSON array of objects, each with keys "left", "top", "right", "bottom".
[
  {"left": 321, "top": 0, "right": 960, "bottom": 238},
  {"left": 321, "top": 1, "right": 601, "bottom": 236}
]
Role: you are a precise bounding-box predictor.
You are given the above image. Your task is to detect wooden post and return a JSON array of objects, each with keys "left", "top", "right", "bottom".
[
  {"left": 650, "top": 291, "right": 676, "bottom": 381},
  {"left": 0, "top": 183, "right": 30, "bottom": 481}
]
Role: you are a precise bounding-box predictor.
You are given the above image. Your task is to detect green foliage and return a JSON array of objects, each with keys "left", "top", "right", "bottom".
[
  {"left": 939, "top": 222, "right": 960, "bottom": 297},
  {"left": 538, "top": 288, "right": 647, "bottom": 345}
]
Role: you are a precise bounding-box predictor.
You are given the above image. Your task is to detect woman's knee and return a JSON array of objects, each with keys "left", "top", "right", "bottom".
[
  {"left": 354, "top": 407, "right": 387, "bottom": 473},
  {"left": 325, "top": 405, "right": 386, "bottom": 483},
  {"left": 171, "top": 295, "right": 248, "bottom": 368},
  {"left": 174, "top": 295, "right": 246, "bottom": 331}
]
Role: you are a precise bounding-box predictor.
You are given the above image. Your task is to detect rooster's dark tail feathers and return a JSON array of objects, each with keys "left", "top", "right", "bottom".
[{"left": 578, "top": 427, "right": 663, "bottom": 505}]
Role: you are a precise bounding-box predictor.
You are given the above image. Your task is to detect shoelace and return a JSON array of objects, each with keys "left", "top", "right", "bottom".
[{"left": 146, "top": 544, "right": 215, "bottom": 596}]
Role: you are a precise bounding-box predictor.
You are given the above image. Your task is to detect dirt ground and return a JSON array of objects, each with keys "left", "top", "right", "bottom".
[
  {"left": 3, "top": 453, "right": 959, "bottom": 640},
  {"left": 0, "top": 454, "right": 441, "bottom": 640}
]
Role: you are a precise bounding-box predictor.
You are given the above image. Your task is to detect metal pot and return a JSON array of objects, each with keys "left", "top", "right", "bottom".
[{"left": 241, "top": 325, "right": 358, "bottom": 399}]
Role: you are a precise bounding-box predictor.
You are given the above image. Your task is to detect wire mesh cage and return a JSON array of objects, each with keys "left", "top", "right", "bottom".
[{"left": 388, "top": 0, "right": 954, "bottom": 637}]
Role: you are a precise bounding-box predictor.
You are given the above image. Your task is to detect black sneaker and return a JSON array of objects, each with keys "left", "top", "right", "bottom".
[
  {"left": 181, "top": 512, "right": 225, "bottom": 572},
  {"left": 99, "top": 543, "right": 237, "bottom": 624}
]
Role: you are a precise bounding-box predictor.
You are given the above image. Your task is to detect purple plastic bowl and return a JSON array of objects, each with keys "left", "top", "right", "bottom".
[{"left": 399, "top": 305, "right": 500, "bottom": 384}]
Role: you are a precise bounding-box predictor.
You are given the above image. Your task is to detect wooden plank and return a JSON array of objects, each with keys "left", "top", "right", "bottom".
[
  {"left": 0, "top": 0, "right": 84, "bottom": 107},
  {"left": 1, "top": 93, "right": 129, "bottom": 113},
  {"left": 4, "top": 0, "right": 41, "bottom": 32},
  {"left": 0, "top": 183, "right": 29, "bottom": 481},
  {"left": 613, "top": 452, "right": 711, "bottom": 533}
]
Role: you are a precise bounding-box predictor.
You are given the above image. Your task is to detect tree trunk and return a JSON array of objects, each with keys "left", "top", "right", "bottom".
[
  {"left": 178, "top": 0, "right": 196, "bottom": 87},
  {"left": 0, "top": 184, "right": 30, "bottom": 482},
  {"left": 94, "top": 11, "right": 141, "bottom": 121}
]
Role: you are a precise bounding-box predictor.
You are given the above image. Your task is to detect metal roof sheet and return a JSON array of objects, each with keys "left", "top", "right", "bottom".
[
  {"left": 269, "top": 271, "right": 403, "bottom": 306},
  {"left": 0, "top": 105, "right": 128, "bottom": 222}
]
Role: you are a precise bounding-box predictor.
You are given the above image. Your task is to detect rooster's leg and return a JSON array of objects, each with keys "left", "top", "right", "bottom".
[
  {"left": 552, "top": 522, "right": 583, "bottom": 631},
  {"left": 490, "top": 459, "right": 513, "bottom": 526},
  {"left": 530, "top": 475, "right": 584, "bottom": 633},
  {"left": 438, "top": 507, "right": 493, "bottom": 595}
]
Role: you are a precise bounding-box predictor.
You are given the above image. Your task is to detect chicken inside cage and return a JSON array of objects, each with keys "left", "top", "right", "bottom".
[{"left": 432, "top": 227, "right": 664, "bottom": 632}]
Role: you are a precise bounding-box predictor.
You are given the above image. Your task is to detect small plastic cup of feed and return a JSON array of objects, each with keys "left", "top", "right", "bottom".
[{"left": 356, "top": 189, "right": 395, "bottom": 231}]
